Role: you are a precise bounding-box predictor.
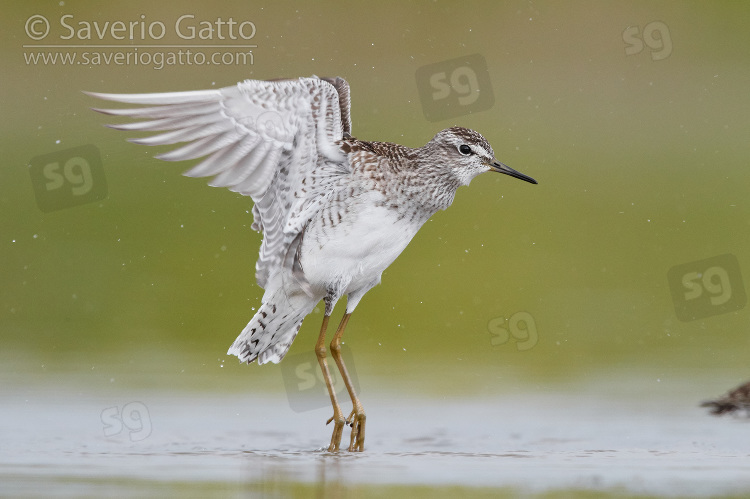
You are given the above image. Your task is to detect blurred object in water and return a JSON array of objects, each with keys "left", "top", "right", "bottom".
[{"left": 701, "top": 381, "right": 750, "bottom": 416}]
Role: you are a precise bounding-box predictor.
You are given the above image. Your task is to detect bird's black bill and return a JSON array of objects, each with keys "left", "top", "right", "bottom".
[{"left": 489, "top": 160, "right": 537, "bottom": 184}]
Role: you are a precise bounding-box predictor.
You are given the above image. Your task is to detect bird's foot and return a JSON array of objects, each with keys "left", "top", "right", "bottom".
[
  {"left": 326, "top": 409, "right": 346, "bottom": 452},
  {"left": 346, "top": 405, "right": 366, "bottom": 452}
]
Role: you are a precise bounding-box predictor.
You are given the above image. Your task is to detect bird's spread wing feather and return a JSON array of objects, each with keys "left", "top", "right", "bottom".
[{"left": 87, "top": 76, "right": 352, "bottom": 288}]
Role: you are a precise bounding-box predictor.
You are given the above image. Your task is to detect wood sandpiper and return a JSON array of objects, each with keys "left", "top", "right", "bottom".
[{"left": 88, "top": 76, "right": 537, "bottom": 452}]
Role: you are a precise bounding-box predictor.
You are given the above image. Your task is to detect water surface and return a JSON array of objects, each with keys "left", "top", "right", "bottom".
[{"left": 2, "top": 373, "right": 749, "bottom": 498}]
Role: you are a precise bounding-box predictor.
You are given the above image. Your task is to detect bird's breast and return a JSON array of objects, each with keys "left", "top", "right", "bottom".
[{"left": 299, "top": 190, "right": 426, "bottom": 292}]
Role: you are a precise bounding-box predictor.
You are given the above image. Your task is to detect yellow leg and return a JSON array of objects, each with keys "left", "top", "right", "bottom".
[
  {"left": 315, "top": 315, "right": 346, "bottom": 451},
  {"left": 330, "top": 313, "right": 366, "bottom": 452}
]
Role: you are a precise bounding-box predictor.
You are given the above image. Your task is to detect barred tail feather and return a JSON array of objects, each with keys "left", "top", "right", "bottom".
[{"left": 227, "top": 289, "right": 316, "bottom": 365}]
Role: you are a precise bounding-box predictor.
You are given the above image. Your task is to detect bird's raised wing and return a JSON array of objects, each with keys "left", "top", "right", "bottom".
[{"left": 87, "top": 76, "right": 353, "bottom": 289}]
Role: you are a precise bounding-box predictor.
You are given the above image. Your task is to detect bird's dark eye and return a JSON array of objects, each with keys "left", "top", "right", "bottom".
[{"left": 459, "top": 144, "right": 472, "bottom": 155}]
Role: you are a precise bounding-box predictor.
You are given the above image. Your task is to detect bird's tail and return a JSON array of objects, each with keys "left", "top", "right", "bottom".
[{"left": 227, "top": 285, "right": 317, "bottom": 365}]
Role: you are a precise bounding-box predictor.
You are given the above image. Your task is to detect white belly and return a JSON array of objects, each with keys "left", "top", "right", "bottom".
[{"left": 300, "top": 191, "right": 423, "bottom": 295}]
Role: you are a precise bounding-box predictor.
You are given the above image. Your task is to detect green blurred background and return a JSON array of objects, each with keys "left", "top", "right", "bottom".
[{"left": 2, "top": 1, "right": 749, "bottom": 395}]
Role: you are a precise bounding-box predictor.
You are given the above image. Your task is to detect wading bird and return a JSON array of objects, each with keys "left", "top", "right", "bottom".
[{"left": 88, "top": 76, "right": 537, "bottom": 451}]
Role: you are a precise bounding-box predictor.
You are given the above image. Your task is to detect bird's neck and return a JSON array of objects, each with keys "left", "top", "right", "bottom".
[
  {"left": 396, "top": 161, "right": 461, "bottom": 217},
  {"left": 350, "top": 138, "right": 462, "bottom": 216}
]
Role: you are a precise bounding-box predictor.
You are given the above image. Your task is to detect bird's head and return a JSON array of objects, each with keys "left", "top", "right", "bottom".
[{"left": 427, "top": 126, "right": 537, "bottom": 186}]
